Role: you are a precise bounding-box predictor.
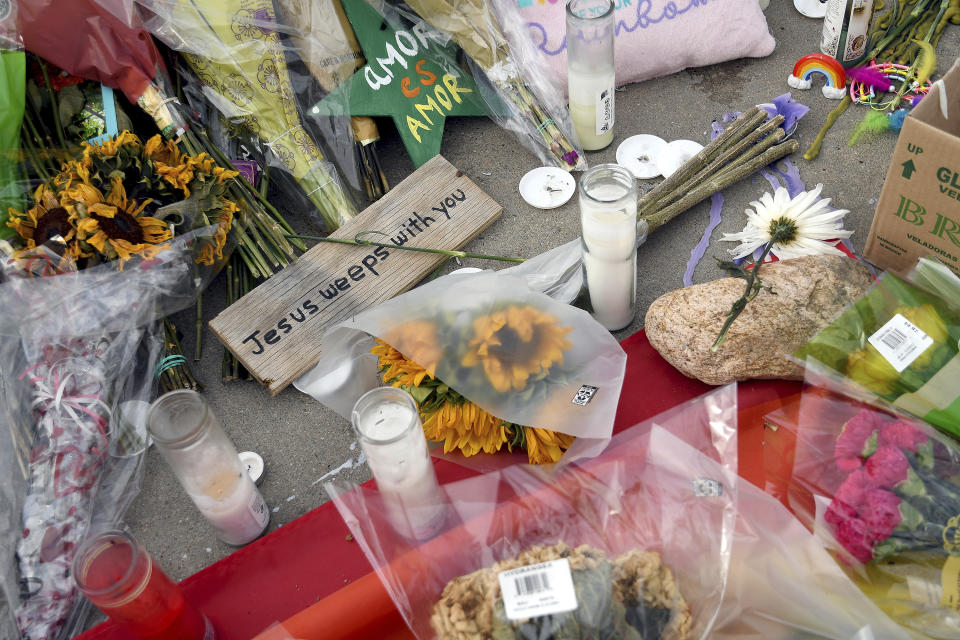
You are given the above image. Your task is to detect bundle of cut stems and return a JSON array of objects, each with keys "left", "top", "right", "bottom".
[
  {"left": 405, "top": 0, "right": 583, "bottom": 171},
  {"left": 638, "top": 107, "right": 800, "bottom": 232},
  {"left": 160, "top": 319, "right": 203, "bottom": 392},
  {"left": 222, "top": 253, "right": 254, "bottom": 382}
]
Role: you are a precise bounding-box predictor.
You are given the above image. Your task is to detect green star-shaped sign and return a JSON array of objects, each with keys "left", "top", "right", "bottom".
[{"left": 311, "top": 0, "right": 488, "bottom": 167}]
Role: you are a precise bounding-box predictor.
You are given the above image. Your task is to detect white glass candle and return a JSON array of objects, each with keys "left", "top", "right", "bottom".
[
  {"left": 352, "top": 387, "right": 446, "bottom": 540},
  {"left": 566, "top": 0, "right": 616, "bottom": 151},
  {"left": 147, "top": 390, "right": 269, "bottom": 546},
  {"left": 188, "top": 469, "right": 269, "bottom": 546},
  {"left": 580, "top": 163, "right": 638, "bottom": 330}
]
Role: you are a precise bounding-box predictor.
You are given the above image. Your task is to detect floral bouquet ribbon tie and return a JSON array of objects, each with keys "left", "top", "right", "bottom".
[{"left": 297, "top": 270, "right": 626, "bottom": 464}]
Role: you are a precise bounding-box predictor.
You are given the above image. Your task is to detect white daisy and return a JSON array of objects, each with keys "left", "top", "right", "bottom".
[{"left": 720, "top": 184, "right": 853, "bottom": 260}]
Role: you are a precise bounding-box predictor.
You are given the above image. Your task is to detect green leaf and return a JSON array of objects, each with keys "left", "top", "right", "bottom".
[{"left": 57, "top": 85, "right": 86, "bottom": 131}]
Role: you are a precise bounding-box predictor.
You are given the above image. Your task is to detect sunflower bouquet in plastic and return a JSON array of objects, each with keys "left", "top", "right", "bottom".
[
  {"left": 298, "top": 270, "right": 626, "bottom": 465},
  {"left": 7, "top": 130, "right": 236, "bottom": 270}
]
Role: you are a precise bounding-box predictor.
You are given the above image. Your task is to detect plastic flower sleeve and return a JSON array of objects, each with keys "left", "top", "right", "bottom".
[
  {"left": 402, "top": 0, "right": 586, "bottom": 171},
  {"left": 784, "top": 381, "right": 960, "bottom": 638},
  {"left": 297, "top": 268, "right": 625, "bottom": 464},
  {"left": 711, "top": 465, "right": 911, "bottom": 640},
  {"left": 0, "top": 241, "right": 205, "bottom": 639},
  {"left": 0, "top": 1, "right": 23, "bottom": 241},
  {"left": 327, "top": 387, "right": 738, "bottom": 639},
  {"left": 793, "top": 272, "right": 960, "bottom": 439},
  {"left": 130, "top": 0, "right": 357, "bottom": 231}
]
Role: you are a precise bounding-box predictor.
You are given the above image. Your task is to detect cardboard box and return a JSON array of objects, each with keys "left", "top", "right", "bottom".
[{"left": 864, "top": 59, "right": 960, "bottom": 278}]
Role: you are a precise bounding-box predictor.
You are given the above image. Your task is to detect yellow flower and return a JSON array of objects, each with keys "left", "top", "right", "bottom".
[
  {"left": 523, "top": 427, "right": 576, "bottom": 465},
  {"left": 894, "top": 304, "right": 949, "bottom": 369},
  {"left": 6, "top": 184, "right": 86, "bottom": 264},
  {"left": 212, "top": 166, "right": 240, "bottom": 184},
  {"left": 83, "top": 130, "right": 140, "bottom": 159},
  {"left": 75, "top": 202, "right": 172, "bottom": 265},
  {"left": 144, "top": 134, "right": 183, "bottom": 166},
  {"left": 847, "top": 346, "right": 900, "bottom": 396},
  {"left": 422, "top": 400, "right": 509, "bottom": 457},
  {"left": 461, "top": 305, "right": 573, "bottom": 393},
  {"left": 154, "top": 161, "right": 195, "bottom": 198}
]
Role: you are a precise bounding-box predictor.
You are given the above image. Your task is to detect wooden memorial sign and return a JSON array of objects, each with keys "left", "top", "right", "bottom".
[{"left": 210, "top": 156, "right": 502, "bottom": 394}]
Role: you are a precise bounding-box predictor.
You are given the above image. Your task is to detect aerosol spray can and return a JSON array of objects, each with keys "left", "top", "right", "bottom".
[{"left": 820, "top": 0, "right": 875, "bottom": 67}]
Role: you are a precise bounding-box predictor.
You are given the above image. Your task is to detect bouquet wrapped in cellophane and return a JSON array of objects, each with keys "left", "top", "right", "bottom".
[
  {"left": 403, "top": 0, "right": 585, "bottom": 171},
  {"left": 297, "top": 269, "right": 625, "bottom": 465},
  {"left": 794, "top": 269, "right": 960, "bottom": 440},
  {"left": 133, "top": 0, "right": 357, "bottom": 231},
  {"left": 784, "top": 383, "right": 960, "bottom": 639},
  {"left": 0, "top": 130, "right": 245, "bottom": 638},
  {"left": 0, "top": 239, "right": 205, "bottom": 639}
]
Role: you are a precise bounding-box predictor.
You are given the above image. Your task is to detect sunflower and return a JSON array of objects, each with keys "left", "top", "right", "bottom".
[
  {"left": 7, "top": 185, "right": 84, "bottom": 262},
  {"left": 422, "top": 400, "right": 509, "bottom": 457},
  {"left": 523, "top": 427, "right": 576, "bottom": 465},
  {"left": 372, "top": 340, "right": 575, "bottom": 464},
  {"left": 372, "top": 321, "right": 444, "bottom": 382},
  {"left": 461, "top": 305, "right": 573, "bottom": 393},
  {"left": 74, "top": 201, "right": 172, "bottom": 264}
]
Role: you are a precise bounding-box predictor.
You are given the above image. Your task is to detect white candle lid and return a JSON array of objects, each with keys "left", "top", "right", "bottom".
[
  {"left": 656, "top": 140, "right": 705, "bottom": 179},
  {"left": 519, "top": 167, "right": 576, "bottom": 209},
  {"left": 615, "top": 134, "right": 667, "bottom": 179},
  {"left": 239, "top": 451, "right": 265, "bottom": 485},
  {"left": 794, "top": 0, "right": 827, "bottom": 18}
]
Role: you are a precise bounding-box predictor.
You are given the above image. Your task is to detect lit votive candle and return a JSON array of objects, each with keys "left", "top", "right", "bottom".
[
  {"left": 352, "top": 387, "right": 446, "bottom": 540},
  {"left": 580, "top": 163, "right": 638, "bottom": 331}
]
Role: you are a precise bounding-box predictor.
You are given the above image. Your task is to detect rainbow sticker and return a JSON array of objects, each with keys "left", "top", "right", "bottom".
[{"left": 788, "top": 53, "right": 847, "bottom": 100}]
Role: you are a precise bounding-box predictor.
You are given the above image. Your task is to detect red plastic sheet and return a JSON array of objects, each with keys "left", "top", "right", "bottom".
[
  {"left": 20, "top": 0, "right": 164, "bottom": 103},
  {"left": 77, "top": 330, "right": 800, "bottom": 640}
]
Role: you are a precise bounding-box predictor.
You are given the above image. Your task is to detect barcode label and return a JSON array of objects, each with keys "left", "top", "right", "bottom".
[
  {"left": 868, "top": 313, "right": 933, "bottom": 373},
  {"left": 515, "top": 571, "right": 550, "bottom": 596},
  {"left": 497, "top": 559, "right": 578, "bottom": 620}
]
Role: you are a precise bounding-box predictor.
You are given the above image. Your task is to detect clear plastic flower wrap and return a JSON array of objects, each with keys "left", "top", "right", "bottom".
[
  {"left": 327, "top": 386, "right": 739, "bottom": 639},
  {"left": 402, "top": 0, "right": 586, "bottom": 171},
  {"left": 0, "top": 239, "right": 206, "bottom": 640},
  {"left": 774, "top": 379, "right": 960, "bottom": 639},
  {"left": 123, "top": 0, "right": 358, "bottom": 231},
  {"left": 297, "top": 268, "right": 625, "bottom": 465},
  {"left": 793, "top": 270, "right": 960, "bottom": 439}
]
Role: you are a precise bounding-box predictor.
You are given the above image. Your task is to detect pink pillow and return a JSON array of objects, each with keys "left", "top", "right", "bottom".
[{"left": 497, "top": 0, "right": 776, "bottom": 90}]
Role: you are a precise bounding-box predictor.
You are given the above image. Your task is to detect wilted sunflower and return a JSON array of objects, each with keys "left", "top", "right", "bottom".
[
  {"left": 373, "top": 321, "right": 444, "bottom": 382},
  {"left": 75, "top": 201, "right": 172, "bottom": 264},
  {"left": 7, "top": 185, "right": 82, "bottom": 261},
  {"left": 461, "top": 305, "right": 573, "bottom": 393}
]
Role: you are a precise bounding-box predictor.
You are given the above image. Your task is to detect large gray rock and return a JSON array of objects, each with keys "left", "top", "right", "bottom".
[{"left": 645, "top": 255, "right": 875, "bottom": 385}]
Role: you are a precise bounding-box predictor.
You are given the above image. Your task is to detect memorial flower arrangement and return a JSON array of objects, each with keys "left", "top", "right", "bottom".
[
  {"left": 794, "top": 273, "right": 960, "bottom": 438},
  {"left": 137, "top": 0, "right": 356, "bottom": 231},
  {"left": 372, "top": 307, "right": 577, "bottom": 464},
  {"left": 7, "top": 131, "right": 237, "bottom": 270},
  {"left": 2, "top": 130, "right": 232, "bottom": 636},
  {"left": 404, "top": 0, "right": 584, "bottom": 171}
]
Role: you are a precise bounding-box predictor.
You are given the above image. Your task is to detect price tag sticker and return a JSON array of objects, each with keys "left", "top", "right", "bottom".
[
  {"left": 868, "top": 313, "right": 933, "bottom": 373},
  {"left": 497, "top": 559, "right": 578, "bottom": 621}
]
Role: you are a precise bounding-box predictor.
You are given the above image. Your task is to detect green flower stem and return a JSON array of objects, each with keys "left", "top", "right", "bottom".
[
  {"left": 222, "top": 260, "right": 235, "bottom": 382},
  {"left": 195, "top": 286, "right": 203, "bottom": 362},
  {"left": 196, "top": 129, "right": 305, "bottom": 251},
  {"left": 285, "top": 233, "right": 525, "bottom": 263},
  {"left": 712, "top": 241, "right": 775, "bottom": 351},
  {"left": 37, "top": 61, "right": 68, "bottom": 151}
]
